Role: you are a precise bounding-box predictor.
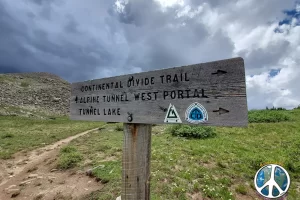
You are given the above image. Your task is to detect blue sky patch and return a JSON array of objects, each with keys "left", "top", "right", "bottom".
[
  {"left": 275, "top": 2, "right": 300, "bottom": 31},
  {"left": 269, "top": 69, "right": 281, "bottom": 77}
]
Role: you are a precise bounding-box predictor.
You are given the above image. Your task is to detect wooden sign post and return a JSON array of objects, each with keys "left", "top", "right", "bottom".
[
  {"left": 122, "top": 124, "right": 152, "bottom": 200},
  {"left": 70, "top": 57, "right": 248, "bottom": 199}
]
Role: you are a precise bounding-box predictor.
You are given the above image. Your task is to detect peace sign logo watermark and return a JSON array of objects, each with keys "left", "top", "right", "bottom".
[{"left": 254, "top": 164, "right": 290, "bottom": 199}]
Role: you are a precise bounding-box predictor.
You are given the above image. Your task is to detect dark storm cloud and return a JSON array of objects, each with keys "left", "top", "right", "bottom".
[
  {"left": 0, "top": 3, "right": 34, "bottom": 73},
  {"left": 189, "top": 0, "right": 238, "bottom": 7},
  {"left": 0, "top": 0, "right": 114, "bottom": 82},
  {"left": 0, "top": 66, "right": 21, "bottom": 73},
  {"left": 30, "top": 0, "right": 55, "bottom": 5},
  {"left": 30, "top": 0, "right": 56, "bottom": 20},
  {"left": 238, "top": 40, "right": 290, "bottom": 71},
  {"left": 0, "top": 0, "right": 235, "bottom": 83},
  {"left": 64, "top": 16, "right": 80, "bottom": 33}
]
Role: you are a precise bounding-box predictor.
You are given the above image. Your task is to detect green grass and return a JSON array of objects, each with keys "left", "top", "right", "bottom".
[
  {"left": 1, "top": 109, "right": 300, "bottom": 199},
  {"left": 0, "top": 116, "right": 103, "bottom": 159},
  {"left": 0, "top": 104, "right": 55, "bottom": 118},
  {"left": 64, "top": 124, "right": 123, "bottom": 200},
  {"left": 248, "top": 109, "right": 291, "bottom": 123},
  {"left": 63, "top": 109, "right": 300, "bottom": 200},
  {"left": 0, "top": 74, "right": 16, "bottom": 83},
  {"left": 166, "top": 124, "right": 217, "bottom": 139},
  {"left": 57, "top": 146, "right": 83, "bottom": 169}
]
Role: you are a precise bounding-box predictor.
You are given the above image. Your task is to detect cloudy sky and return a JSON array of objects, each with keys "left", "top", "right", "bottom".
[{"left": 0, "top": 0, "right": 299, "bottom": 109}]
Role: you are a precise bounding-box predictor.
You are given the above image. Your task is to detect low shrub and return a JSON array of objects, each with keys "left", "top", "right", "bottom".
[
  {"left": 114, "top": 124, "right": 123, "bottom": 131},
  {"left": 60, "top": 146, "right": 77, "bottom": 153},
  {"left": 235, "top": 184, "right": 247, "bottom": 195},
  {"left": 167, "top": 124, "right": 216, "bottom": 139},
  {"left": 266, "top": 106, "right": 286, "bottom": 110},
  {"left": 20, "top": 81, "right": 30, "bottom": 87},
  {"left": 0, "top": 151, "right": 12, "bottom": 159},
  {"left": 57, "top": 146, "right": 83, "bottom": 169},
  {"left": 1, "top": 133, "right": 14, "bottom": 139},
  {"left": 248, "top": 110, "right": 290, "bottom": 123}
]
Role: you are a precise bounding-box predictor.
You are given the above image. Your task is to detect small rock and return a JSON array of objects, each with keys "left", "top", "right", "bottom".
[
  {"left": 52, "top": 97, "right": 61, "bottom": 102},
  {"left": 5, "top": 185, "right": 17, "bottom": 190},
  {"left": 86, "top": 169, "right": 93, "bottom": 177},
  {"left": 19, "top": 179, "right": 35, "bottom": 186},
  {"left": 28, "top": 174, "right": 38, "bottom": 179},
  {"left": 50, "top": 169, "right": 58, "bottom": 172},
  {"left": 11, "top": 190, "right": 20, "bottom": 198},
  {"left": 34, "top": 194, "right": 44, "bottom": 199},
  {"left": 48, "top": 176, "right": 56, "bottom": 183},
  {"left": 116, "top": 196, "right": 121, "bottom": 200},
  {"left": 5, "top": 188, "right": 20, "bottom": 194}
]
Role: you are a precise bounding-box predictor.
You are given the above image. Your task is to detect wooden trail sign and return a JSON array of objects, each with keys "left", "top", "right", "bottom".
[
  {"left": 70, "top": 57, "right": 248, "bottom": 127},
  {"left": 70, "top": 57, "right": 248, "bottom": 200}
]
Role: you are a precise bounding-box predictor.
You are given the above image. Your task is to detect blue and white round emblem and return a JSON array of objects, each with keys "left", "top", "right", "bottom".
[{"left": 185, "top": 102, "right": 208, "bottom": 124}]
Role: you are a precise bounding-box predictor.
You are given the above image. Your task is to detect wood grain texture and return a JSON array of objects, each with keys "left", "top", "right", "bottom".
[
  {"left": 70, "top": 57, "right": 248, "bottom": 127},
  {"left": 122, "top": 124, "right": 152, "bottom": 200}
]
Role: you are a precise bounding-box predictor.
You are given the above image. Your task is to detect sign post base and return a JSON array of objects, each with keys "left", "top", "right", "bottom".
[{"left": 121, "top": 123, "right": 152, "bottom": 200}]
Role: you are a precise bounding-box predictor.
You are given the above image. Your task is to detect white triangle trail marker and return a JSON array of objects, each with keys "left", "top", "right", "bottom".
[{"left": 164, "top": 103, "right": 182, "bottom": 123}]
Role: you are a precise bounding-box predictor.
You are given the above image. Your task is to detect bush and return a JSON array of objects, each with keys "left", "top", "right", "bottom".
[
  {"left": 266, "top": 106, "right": 286, "bottom": 110},
  {"left": 1, "top": 133, "right": 14, "bottom": 139},
  {"left": 20, "top": 81, "right": 30, "bottom": 87},
  {"left": 57, "top": 146, "right": 83, "bottom": 169},
  {"left": 167, "top": 124, "right": 216, "bottom": 139},
  {"left": 248, "top": 110, "right": 290, "bottom": 123},
  {"left": 235, "top": 184, "right": 247, "bottom": 195},
  {"left": 60, "top": 146, "right": 77, "bottom": 153},
  {"left": 114, "top": 124, "right": 123, "bottom": 131}
]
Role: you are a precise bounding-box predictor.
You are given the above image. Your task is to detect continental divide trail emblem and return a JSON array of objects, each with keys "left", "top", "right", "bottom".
[{"left": 185, "top": 102, "right": 208, "bottom": 124}]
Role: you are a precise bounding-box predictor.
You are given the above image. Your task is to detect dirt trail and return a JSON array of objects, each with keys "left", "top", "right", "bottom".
[{"left": 0, "top": 128, "right": 103, "bottom": 200}]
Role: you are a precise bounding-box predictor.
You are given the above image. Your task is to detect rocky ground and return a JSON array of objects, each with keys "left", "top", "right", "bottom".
[{"left": 0, "top": 72, "right": 71, "bottom": 116}]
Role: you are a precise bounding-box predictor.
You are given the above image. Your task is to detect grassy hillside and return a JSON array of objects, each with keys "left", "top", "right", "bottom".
[{"left": 0, "top": 116, "right": 103, "bottom": 159}]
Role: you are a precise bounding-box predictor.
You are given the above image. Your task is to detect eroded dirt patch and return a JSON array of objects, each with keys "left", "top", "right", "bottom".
[{"left": 0, "top": 128, "right": 103, "bottom": 200}]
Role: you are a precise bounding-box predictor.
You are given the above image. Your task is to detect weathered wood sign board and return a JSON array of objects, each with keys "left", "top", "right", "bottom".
[{"left": 70, "top": 57, "right": 248, "bottom": 127}]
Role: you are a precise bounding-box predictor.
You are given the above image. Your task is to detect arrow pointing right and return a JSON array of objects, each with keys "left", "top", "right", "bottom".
[
  {"left": 211, "top": 70, "right": 227, "bottom": 76},
  {"left": 213, "top": 108, "right": 230, "bottom": 115}
]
